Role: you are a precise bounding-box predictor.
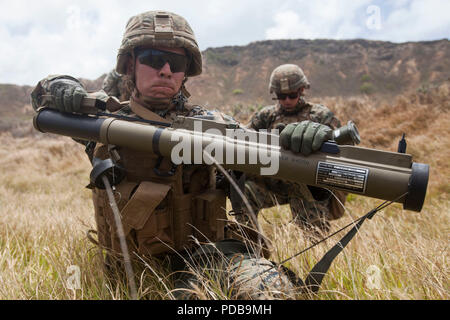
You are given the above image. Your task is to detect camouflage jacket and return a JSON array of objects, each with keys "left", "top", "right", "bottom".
[
  {"left": 31, "top": 74, "right": 245, "bottom": 255},
  {"left": 102, "top": 69, "right": 130, "bottom": 101},
  {"left": 247, "top": 98, "right": 347, "bottom": 221},
  {"left": 248, "top": 98, "right": 341, "bottom": 131},
  {"left": 31, "top": 74, "right": 218, "bottom": 120},
  {"left": 30, "top": 74, "right": 239, "bottom": 181}
]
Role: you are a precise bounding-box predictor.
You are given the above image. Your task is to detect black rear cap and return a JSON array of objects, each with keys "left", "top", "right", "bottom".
[{"left": 404, "top": 162, "right": 429, "bottom": 212}]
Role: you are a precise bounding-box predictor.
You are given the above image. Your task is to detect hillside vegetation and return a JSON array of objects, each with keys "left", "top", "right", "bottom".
[{"left": 188, "top": 39, "right": 449, "bottom": 108}]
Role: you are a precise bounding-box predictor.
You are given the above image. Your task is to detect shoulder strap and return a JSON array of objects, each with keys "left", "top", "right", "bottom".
[
  {"left": 129, "top": 98, "right": 171, "bottom": 124},
  {"left": 303, "top": 208, "right": 377, "bottom": 293}
]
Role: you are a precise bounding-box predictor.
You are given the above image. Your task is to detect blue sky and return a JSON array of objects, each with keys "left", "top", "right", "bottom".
[{"left": 1, "top": 0, "right": 449, "bottom": 85}]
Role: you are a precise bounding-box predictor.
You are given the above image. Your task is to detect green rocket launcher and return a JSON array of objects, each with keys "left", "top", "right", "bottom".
[{"left": 33, "top": 107, "right": 429, "bottom": 212}]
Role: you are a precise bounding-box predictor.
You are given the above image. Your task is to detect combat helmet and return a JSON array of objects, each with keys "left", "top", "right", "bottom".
[
  {"left": 116, "top": 11, "right": 202, "bottom": 77},
  {"left": 269, "top": 64, "right": 310, "bottom": 94}
]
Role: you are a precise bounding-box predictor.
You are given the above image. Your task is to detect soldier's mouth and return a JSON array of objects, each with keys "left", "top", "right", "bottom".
[
  {"left": 152, "top": 84, "right": 175, "bottom": 92},
  {"left": 152, "top": 82, "right": 175, "bottom": 89},
  {"left": 153, "top": 85, "right": 173, "bottom": 89}
]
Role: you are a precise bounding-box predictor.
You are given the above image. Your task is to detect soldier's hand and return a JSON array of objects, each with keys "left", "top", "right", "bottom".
[
  {"left": 280, "top": 120, "right": 332, "bottom": 156},
  {"left": 49, "top": 79, "right": 87, "bottom": 113},
  {"left": 274, "top": 123, "right": 286, "bottom": 132}
]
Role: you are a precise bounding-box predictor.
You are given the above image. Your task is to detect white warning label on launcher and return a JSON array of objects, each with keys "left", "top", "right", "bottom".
[{"left": 316, "top": 162, "right": 369, "bottom": 193}]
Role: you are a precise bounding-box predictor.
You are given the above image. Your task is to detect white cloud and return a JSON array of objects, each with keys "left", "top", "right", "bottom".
[
  {"left": 265, "top": 0, "right": 372, "bottom": 40},
  {"left": 0, "top": 1, "right": 126, "bottom": 85},
  {"left": 378, "top": 0, "right": 450, "bottom": 41},
  {"left": 0, "top": 0, "right": 448, "bottom": 85},
  {"left": 265, "top": 0, "right": 450, "bottom": 41},
  {"left": 265, "top": 11, "right": 305, "bottom": 39}
]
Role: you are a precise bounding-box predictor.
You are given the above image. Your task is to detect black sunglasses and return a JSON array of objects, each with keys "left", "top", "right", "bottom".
[
  {"left": 276, "top": 92, "right": 300, "bottom": 100},
  {"left": 136, "top": 48, "right": 189, "bottom": 73}
]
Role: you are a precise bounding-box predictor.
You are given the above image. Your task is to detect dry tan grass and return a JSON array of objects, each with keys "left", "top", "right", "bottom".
[{"left": 0, "top": 83, "right": 448, "bottom": 299}]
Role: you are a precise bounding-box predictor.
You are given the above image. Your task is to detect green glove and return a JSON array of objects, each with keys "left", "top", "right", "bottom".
[
  {"left": 49, "top": 79, "right": 87, "bottom": 113},
  {"left": 280, "top": 120, "right": 332, "bottom": 156}
]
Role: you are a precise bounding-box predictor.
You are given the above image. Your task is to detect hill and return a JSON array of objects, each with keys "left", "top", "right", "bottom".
[{"left": 187, "top": 38, "right": 449, "bottom": 108}]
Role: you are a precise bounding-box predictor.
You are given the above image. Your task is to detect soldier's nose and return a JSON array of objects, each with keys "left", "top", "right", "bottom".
[{"left": 158, "top": 63, "right": 173, "bottom": 78}]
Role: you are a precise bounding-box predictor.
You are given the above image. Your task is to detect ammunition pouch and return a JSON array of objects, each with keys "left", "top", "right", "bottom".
[
  {"left": 92, "top": 179, "right": 137, "bottom": 252},
  {"left": 191, "top": 190, "right": 227, "bottom": 244},
  {"left": 121, "top": 181, "right": 173, "bottom": 255},
  {"left": 94, "top": 177, "right": 227, "bottom": 257}
]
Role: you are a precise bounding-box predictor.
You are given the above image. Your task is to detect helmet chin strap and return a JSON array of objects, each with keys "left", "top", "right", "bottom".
[{"left": 181, "top": 77, "right": 191, "bottom": 98}]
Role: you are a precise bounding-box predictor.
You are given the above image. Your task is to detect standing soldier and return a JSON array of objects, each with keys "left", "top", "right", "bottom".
[{"left": 238, "top": 64, "right": 348, "bottom": 236}]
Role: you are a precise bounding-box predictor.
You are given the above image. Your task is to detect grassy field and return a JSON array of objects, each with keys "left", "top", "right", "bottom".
[{"left": 0, "top": 83, "right": 448, "bottom": 299}]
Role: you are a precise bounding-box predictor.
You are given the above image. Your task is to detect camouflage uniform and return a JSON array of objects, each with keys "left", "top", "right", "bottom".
[
  {"left": 238, "top": 65, "right": 347, "bottom": 235},
  {"left": 249, "top": 98, "right": 341, "bottom": 131},
  {"left": 102, "top": 69, "right": 130, "bottom": 101},
  {"left": 31, "top": 11, "right": 294, "bottom": 300}
]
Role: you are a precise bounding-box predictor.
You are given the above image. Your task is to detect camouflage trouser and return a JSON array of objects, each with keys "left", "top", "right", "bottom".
[
  {"left": 235, "top": 177, "right": 332, "bottom": 235},
  {"left": 172, "top": 239, "right": 295, "bottom": 300}
]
